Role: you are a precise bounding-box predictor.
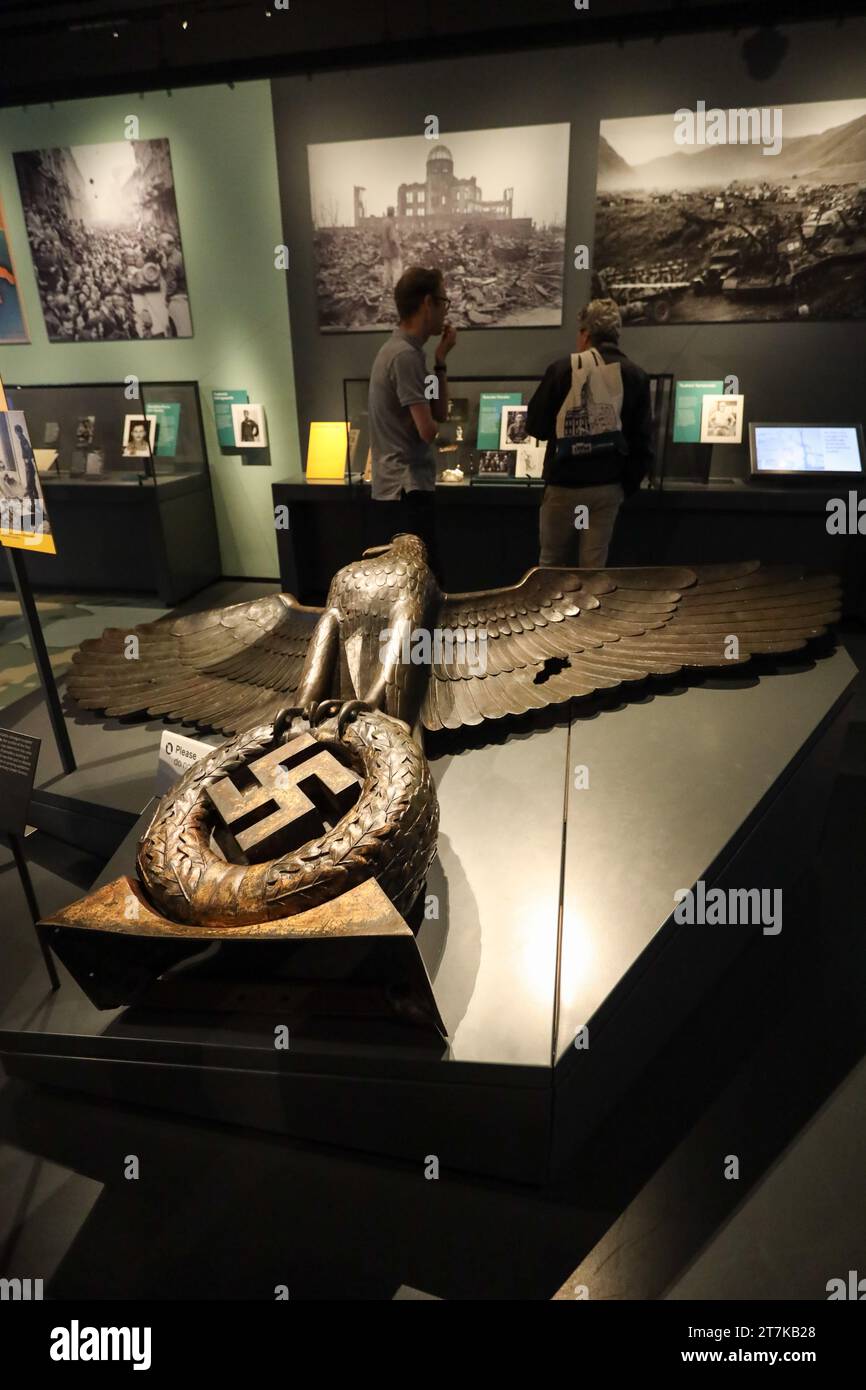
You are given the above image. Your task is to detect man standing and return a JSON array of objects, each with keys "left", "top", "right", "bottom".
[
  {"left": 367, "top": 266, "right": 457, "bottom": 577},
  {"left": 381, "top": 208, "right": 403, "bottom": 294},
  {"left": 239, "top": 409, "right": 260, "bottom": 444},
  {"left": 527, "top": 299, "right": 653, "bottom": 567}
]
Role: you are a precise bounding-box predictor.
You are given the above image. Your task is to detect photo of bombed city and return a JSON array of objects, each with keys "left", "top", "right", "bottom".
[
  {"left": 594, "top": 97, "right": 866, "bottom": 323},
  {"left": 307, "top": 123, "right": 569, "bottom": 330}
]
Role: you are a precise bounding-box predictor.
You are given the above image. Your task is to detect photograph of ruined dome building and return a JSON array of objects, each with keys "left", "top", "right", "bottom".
[
  {"left": 307, "top": 124, "right": 569, "bottom": 330},
  {"left": 593, "top": 98, "right": 866, "bottom": 324}
]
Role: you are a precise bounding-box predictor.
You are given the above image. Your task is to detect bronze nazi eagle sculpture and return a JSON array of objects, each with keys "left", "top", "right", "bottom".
[{"left": 55, "top": 536, "right": 839, "bottom": 946}]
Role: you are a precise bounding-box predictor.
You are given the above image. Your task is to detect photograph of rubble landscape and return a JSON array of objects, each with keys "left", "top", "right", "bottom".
[
  {"left": 307, "top": 123, "right": 569, "bottom": 330},
  {"left": 594, "top": 98, "right": 866, "bottom": 324}
]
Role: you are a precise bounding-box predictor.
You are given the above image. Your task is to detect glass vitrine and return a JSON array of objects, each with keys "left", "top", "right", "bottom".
[{"left": 3, "top": 379, "right": 207, "bottom": 484}]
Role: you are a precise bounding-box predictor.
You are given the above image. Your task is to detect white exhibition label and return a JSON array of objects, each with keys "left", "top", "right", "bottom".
[{"left": 156, "top": 730, "right": 216, "bottom": 795}]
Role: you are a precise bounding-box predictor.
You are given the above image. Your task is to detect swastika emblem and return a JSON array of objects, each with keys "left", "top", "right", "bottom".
[{"left": 206, "top": 732, "right": 362, "bottom": 862}]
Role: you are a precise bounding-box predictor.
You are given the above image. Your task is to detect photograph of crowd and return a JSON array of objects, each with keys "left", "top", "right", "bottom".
[
  {"left": 307, "top": 123, "right": 569, "bottom": 331},
  {"left": 13, "top": 138, "right": 192, "bottom": 342},
  {"left": 594, "top": 98, "right": 866, "bottom": 324},
  {"left": 477, "top": 450, "right": 516, "bottom": 476}
]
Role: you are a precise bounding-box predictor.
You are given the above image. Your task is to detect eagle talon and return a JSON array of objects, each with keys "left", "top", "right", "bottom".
[
  {"left": 337, "top": 700, "right": 371, "bottom": 738},
  {"left": 272, "top": 706, "right": 305, "bottom": 742},
  {"left": 312, "top": 699, "right": 342, "bottom": 726}
]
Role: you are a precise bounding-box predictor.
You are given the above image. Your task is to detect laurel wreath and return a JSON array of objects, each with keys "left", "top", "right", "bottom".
[{"left": 137, "top": 710, "right": 439, "bottom": 927}]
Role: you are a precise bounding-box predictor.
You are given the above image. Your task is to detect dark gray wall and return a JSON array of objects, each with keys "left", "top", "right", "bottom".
[{"left": 271, "top": 18, "right": 866, "bottom": 478}]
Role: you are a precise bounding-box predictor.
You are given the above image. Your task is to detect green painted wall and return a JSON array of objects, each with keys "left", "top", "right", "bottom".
[{"left": 0, "top": 81, "right": 300, "bottom": 579}]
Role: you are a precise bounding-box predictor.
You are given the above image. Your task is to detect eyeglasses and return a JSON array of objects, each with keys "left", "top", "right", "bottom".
[{"left": 433, "top": 295, "right": 451, "bottom": 309}]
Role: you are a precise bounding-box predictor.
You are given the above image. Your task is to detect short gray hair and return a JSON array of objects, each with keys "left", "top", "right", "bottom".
[{"left": 580, "top": 297, "right": 622, "bottom": 344}]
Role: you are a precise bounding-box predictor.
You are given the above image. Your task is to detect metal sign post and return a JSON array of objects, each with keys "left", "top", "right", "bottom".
[{"left": 5, "top": 547, "right": 76, "bottom": 775}]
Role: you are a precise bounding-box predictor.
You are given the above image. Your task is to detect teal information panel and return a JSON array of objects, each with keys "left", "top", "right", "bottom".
[
  {"left": 150, "top": 402, "right": 181, "bottom": 457},
  {"left": 477, "top": 392, "right": 523, "bottom": 449},
  {"left": 213, "top": 389, "right": 248, "bottom": 447},
  {"left": 673, "top": 380, "right": 724, "bottom": 443}
]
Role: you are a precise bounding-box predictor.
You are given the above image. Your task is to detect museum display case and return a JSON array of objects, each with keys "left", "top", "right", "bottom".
[
  {"left": 4, "top": 380, "right": 207, "bottom": 482},
  {"left": 343, "top": 373, "right": 673, "bottom": 488},
  {"left": 344, "top": 375, "right": 548, "bottom": 485},
  {"left": 0, "top": 381, "right": 220, "bottom": 603}
]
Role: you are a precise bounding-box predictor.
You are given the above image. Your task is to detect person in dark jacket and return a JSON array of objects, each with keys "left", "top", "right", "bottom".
[{"left": 527, "top": 299, "right": 653, "bottom": 567}]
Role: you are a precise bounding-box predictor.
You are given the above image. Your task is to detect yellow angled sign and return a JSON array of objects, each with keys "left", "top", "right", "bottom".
[{"left": 0, "top": 375, "right": 57, "bottom": 556}]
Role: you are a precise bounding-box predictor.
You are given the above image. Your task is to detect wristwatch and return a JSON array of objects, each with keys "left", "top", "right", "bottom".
[{"left": 434, "top": 361, "right": 447, "bottom": 372}]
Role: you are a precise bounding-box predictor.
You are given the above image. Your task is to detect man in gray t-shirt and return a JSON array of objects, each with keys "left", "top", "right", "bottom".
[{"left": 367, "top": 265, "right": 457, "bottom": 577}]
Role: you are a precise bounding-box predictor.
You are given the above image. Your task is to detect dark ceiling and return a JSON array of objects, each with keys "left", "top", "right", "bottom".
[{"left": 2, "top": 0, "right": 866, "bottom": 108}]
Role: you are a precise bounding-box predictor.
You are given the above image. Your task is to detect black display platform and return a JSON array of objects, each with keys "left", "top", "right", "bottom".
[
  {"left": 1, "top": 472, "right": 221, "bottom": 606},
  {"left": 273, "top": 478, "right": 866, "bottom": 615},
  {"left": 0, "top": 647, "right": 856, "bottom": 1183}
]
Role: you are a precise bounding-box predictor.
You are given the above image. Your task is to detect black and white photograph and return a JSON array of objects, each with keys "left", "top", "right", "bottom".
[
  {"left": 499, "top": 405, "right": 530, "bottom": 448},
  {"left": 0, "top": 409, "right": 54, "bottom": 549},
  {"left": 13, "top": 138, "right": 192, "bottom": 342},
  {"left": 307, "top": 123, "right": 569, "bottom": 331},
  {"left": 476, "top": 449, "right": 516, "bottom": 476},
  {"left": 75, "top": 415, "right": 95, "bottom": 448},
  {"left": 594, "top": 98, "right": 866, "bottom": 323},
  {"left": 231, "top": 403, "right": 267, "bottom": 448},
  {"left": 700, "top": 393, "right": 744, "bottom": 443},
  {"left": 122, "top": 414, "right": 157, "bottom": 457}
]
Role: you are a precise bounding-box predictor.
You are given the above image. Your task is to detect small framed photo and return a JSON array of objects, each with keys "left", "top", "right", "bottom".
[
  {"left": 700, "top": 394, "right": 744, "bottom": 445},
  {"left": 515, "top": 441, "right": 546, "bottom": 478},
  {"left": 499, "top": 405, "right": 530, "bottom": 449},
  {"left": 122, "top": 414, "right": 157, "bottom": 457},
  {"left": 232, "top": 403, "right": 267, "bottom": 448},
  {"left": 76, "top": 416, "right": 95, "bottom": 448},
  {"left": 477, "top": 450, "right": 516, "bottom": 477}
]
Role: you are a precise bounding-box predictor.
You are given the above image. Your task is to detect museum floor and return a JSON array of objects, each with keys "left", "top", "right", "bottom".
[
  {"left": 0, "top": 580, "right": 864, "bottom": 1300},
  {"left": 0, "top": 592, "right": 168, "bottom": 712}
]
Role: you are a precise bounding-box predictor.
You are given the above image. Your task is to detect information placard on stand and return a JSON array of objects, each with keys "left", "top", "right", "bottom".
[
  {"left": 0, "top": 371, "right": 76, "bottom": 775},
  {"left": 0, "top": 726, "right": 58, "bottom": 989}
]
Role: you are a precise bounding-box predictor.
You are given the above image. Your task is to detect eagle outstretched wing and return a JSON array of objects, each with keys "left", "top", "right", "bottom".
[
  {"left": 423, "top": 561, "right": 840, "bottom": 733},
  {"left": 67, "top": 593, "right": 323, "bottom": 734}
]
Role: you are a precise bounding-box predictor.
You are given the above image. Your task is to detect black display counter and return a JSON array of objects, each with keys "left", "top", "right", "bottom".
[
  {"left": 3, "top": 471, "right": 221, "bottom": 606},
  {"left": 273, "top": 478, "right": 866, "bottom": 614}
]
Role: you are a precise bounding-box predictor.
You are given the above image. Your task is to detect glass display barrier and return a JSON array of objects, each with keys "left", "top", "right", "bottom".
[
  {"left": 344, "top": 372, "right": 673, "bottom": 488},
  {"left": 3, "top": 380, "right": 207, "bottom": 484},
  {"left": 647, "top": 373, "right": 674, "bottom": 488},
  {"left": 344, "top": 375, "right": 545, "bottom": 487}
]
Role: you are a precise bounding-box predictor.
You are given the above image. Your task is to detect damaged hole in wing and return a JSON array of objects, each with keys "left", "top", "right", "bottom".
[{"left": 534, "top": 656, "right": 570, "bottom": 684}]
